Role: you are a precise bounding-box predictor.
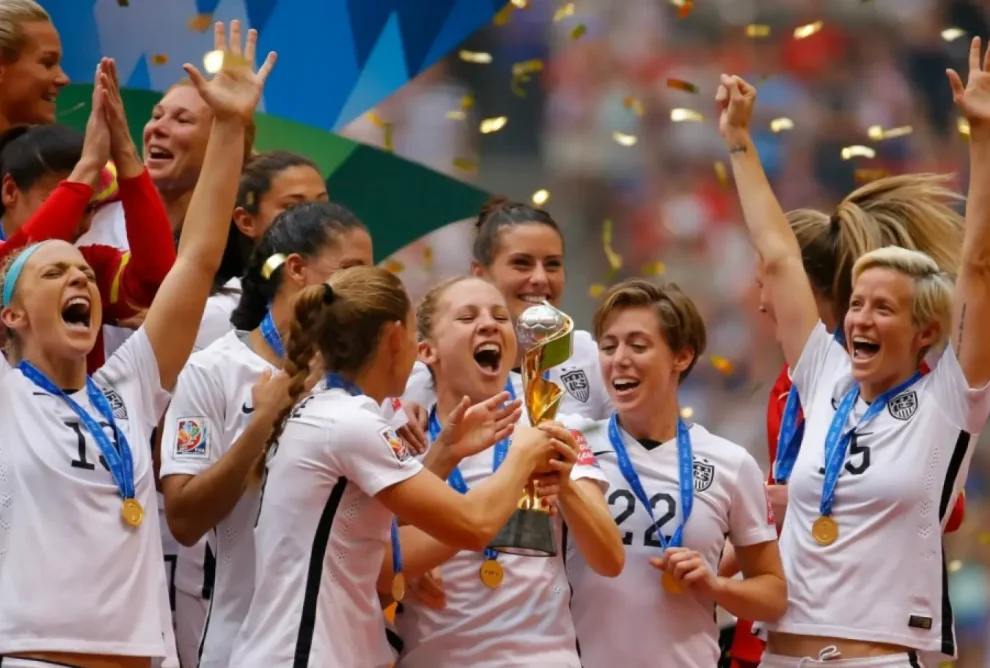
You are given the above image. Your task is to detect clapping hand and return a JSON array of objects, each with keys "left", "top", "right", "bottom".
[
  {"left": 183, "top": 20, "right": 276, "bottom": 123},
  {"left": 96, "top": 58, "right": 142, "bottom": 177},
  {"left": 437, "top": 391, "right": 523, "bottom": 462},
  {"left": 948, "top": 37, "right": 990, "bottom": 134}
]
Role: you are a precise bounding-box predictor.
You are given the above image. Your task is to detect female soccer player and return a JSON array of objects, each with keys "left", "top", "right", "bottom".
[
  {"left": 0, "top": 0, "right": 69, "bottom": 132},
  {"left": 403, "top": 198, "right": 612, "bottom": 420},
  {"left": 159, "top": 200, "right": 370, "bottom": 668},
  {"left": 392, "top": 275, "right": 623, "bottom": 668},
  {"left": 564, "top": 278, "right": 785, "bottom": 668},
  {"left": 231, "top": 266, "right": 568, "bottom": 667},
  {"left": 0, "top": 19, "right": 274, "bottom": 668},
  {"left": 718, "top": 36, "right": 990, "bottom": 666}
]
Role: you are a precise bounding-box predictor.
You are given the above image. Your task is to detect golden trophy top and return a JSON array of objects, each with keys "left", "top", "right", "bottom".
[{"left": 516, "top": 302, "right": 574, "bottom": 425}]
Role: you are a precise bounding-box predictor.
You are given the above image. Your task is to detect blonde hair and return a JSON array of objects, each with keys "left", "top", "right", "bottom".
[
  {"left": 593, "top": 279, "right": 707, "bottom": 383},
  {"left": 851, "top": 246, "right": 954, "bottom": 350},
  {"left": 788, "top": 173, "right": 964, "bottom": 324},
  {"left": 0, "top": 0, "right": 49, "bottom": 61},
  {"left": 415, "top": 276, "right": 478, "bottom": 342}
]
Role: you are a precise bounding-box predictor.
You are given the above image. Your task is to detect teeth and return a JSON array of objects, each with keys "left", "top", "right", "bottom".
[
  {"left": 476, "top": 343, "right": 500, "bottom": 354},
  {"left": 520, "top": 296, "right": 546, "bottom": 304},
  {"left": 853, "top": 337, "right": 876, "bottom": 345},
  {"left": 68, "top": 297, "right": 88, "bottom": 308}
]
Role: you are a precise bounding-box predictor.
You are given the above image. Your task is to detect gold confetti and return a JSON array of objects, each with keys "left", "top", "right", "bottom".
[
  {"left": 957, "top": 117, "right": 971, "bottom": 137},
  {"left": 714, "top": 161, "right": 728, "bottom": 187},
  {"left": 623, "top": 96, "right": 644, "bottom": 116},
  {"left": 383, "top": 259, "right": 405, "bottom": 274},
  {"left": 869, "top": 125, "right": 913, "bottom": 141},
  {"left": 670, "top": 108, "right": 704, "bottom": 122},
  {"left": 977, "top": 532, "right": 990, "bottom": 545},
  {"left": 666, "top": 78, "right": 698, "bottom": 94},
  {"left": 948, "top": 560, "right": 963, "bottom": 573},
  {"left": 480, "top": 116, "right": 508, "bottom": 134},
  {"left": 367, "top": 111, "right": 385, "bottom": 128},
  {"left": 461, "top": 94, "right": 475, "bottom": 110},
  {"left": 570, "top": 23, "right": 587, "bottom": 40},
  {"left": 770, "top": 117, "right": 794, "bottom": 133},
  {"left": 941, "top": 28, "right": 966, "bottom": 42},
  {"left": 553, "top": 3, "right": 575, "bottom": 22},
  {"left": 669, "top": 0, "right": 693, "bottom": 19},
  {"left": 612, "top": 131, "right": 638, "bottom": 147},
  {"left": 188, "top": 14, "right": 212, "bottom": 32},
  {"left": 510, "top": 0, "right": 529, "bottom": 7},
  {"left": 151, "top": 54, "right": 168, "bottom": 66},
  {"left": 423, "top": 246, "right": 435, "bottom": 271},
  {"left": 840, "top": 145, "right": 877, "bottom": 160},
  {"left": 459, "top": 50, "right": 492, "bottom": 64},
  {"left": 203, "top": 50, "right": 224, "bottom": 75},
  {"left": 711, "top": 355, "right": 734, "bottom": 375},
  {"left": 854, "top": 169, "right": 890, "bottom": 184},
  {"left": 602, "top": 219, "right": 623, "bottom": 272},
  {"left": 532, "top": 189, "right": 550, "bottom": 206},
  {"left": 494, "top": 3, "right": 516, "bottom": 25},
  {"left": 453, "top": 157, "right": 478, "bottom": 172},
  {"left": 383, "top": 122, "right": 394, "bottom": 153},
  {"left": 746, "top": 24, "right": 771, "bottom": 38},
  {"left": 511, "top": 59, "right": 544, "bottom": 97},
  {"left": 446, "top": 110, "right": 466, "bottom": 121},
  {"left": 641, "top": 261, "right": 665, "bottom": 275},
  {"left": 589, "top": 283, "right": 606, "bottom": 299},
  {"left": 793, "top": 21, "right": 823, "bottom": 39},
  {"left": 680, "top": 406, "right": 694, "bottom": 419}
]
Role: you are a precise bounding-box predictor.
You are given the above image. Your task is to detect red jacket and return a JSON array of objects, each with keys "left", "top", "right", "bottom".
[{"left": 730, "top": 363, "right": 966, "bottom": 664}]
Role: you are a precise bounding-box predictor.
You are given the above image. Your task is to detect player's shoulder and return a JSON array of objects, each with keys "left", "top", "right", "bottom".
[
  {"left": 689, "top": 423, "right": 755, "bottom": 469},
  {"left": 571, "top": 329, "right": 599, "bottom": 361},
  {"left": 299, "top": 390, "right": 386, "bottom": 433},
  {"left": 183, "top": 330, "right": 256, "bottom": 378}
]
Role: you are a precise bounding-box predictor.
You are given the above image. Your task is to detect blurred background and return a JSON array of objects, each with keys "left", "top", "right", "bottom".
[{"left": 344, "top": 0, "right": 990, "bottom": 665}]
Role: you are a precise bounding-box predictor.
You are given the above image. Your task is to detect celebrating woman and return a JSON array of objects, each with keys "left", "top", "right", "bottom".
[
  {"left": 719, "top": 37, "right": 990, "bottom": 667},
  {"left": 563, "top": 278, "right": 785, "bottom": 668},
  {"left": 0, "top": 19, "right": 274, "bottom": 668},
  {"left": 392, "top": 275, "right": 623, "bottom": 668},
  {"left": 403, "top": 198, "right": 612, "bottom": 421},
  {"left": 231, "top": 266, "right": 568, "bottom": 667},
  {"left": 159, "top": 200, "right": 370, "bottom": 668}
]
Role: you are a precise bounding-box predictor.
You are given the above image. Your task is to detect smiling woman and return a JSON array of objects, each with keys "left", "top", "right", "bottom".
[{"left": 0, "top": 0, "right": 69, "bottom": 132}]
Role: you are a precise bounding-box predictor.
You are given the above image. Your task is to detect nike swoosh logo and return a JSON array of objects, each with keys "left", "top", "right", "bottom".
[{"left": 242, "top": 402, "right": 255, "bottom": 414}]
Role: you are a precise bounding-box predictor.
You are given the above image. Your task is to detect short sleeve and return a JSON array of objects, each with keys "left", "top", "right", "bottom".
[
  {"left": 160, "top": 363, "right": 225, "bottom": 477},
  {"left": 331, "top": 408, "right": 424, "bottom": 497},
  {"left": 789, "top": 321, "right": 847, "bottom": 407},
  {"left": 573, "top": 330, "right": 612, "bottom": 420},
  {"left": 380, "top": 397, "right": 410, "bottom": 430},
  {"left": 927, "top": 345, "right": 990, "bottom": 433},
  {"left": 94, "top": 327, "right": 170, "bottom": 428},
  {"left": 401, "top": 361, "right": 437, "bottom": 410},
  {"left": 561, "top": 414, "right": 610, "bottom": 493},
  {"left": 728, "top": 453, "right": 778, "bottom": 547}
]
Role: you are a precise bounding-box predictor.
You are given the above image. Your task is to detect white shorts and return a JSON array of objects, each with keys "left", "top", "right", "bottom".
[
  {"left": 174, "top": 590, "right": 209, "bottom": 668},
  {"left": 761, "top": 650, "right": 925, "bottom": 668}
]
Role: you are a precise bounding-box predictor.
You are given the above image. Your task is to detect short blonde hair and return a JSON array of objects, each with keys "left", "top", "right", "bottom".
[
  {"left": 852, "top": 246, "right": 954, "bottom": 349},
  {"left": 0, "top": 0, "right": 50, "bottom": 61}
]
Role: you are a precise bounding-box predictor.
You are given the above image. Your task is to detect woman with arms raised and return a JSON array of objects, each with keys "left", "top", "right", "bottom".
[
  {"left": 565, "top": 279, "right": 785, "bottom": 668},
  {"left": 232, "top": 267, "right": 567, "bottom": 668},
  {"left": 393, "top": 276, "right": 623, "bottom": 668},
  {"left": 718, "top": 37, "right": 990, "bottom": 668},
  {"left": 0, "top": 20, "right": 274, "bottom": 668}
]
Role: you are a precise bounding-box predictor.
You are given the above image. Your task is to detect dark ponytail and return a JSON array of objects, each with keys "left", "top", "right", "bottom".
[
  {"left": 472, "top": 195, "right": 562, "bottom": 266},
  {"left": 0, "top": 125, "right": 83, "bottom": 218},
  {"left": 229, "top": 200, "right": 366, "bottom": 331}
]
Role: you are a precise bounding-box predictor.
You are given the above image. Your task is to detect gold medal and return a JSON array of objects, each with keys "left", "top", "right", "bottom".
[
  {"left": 812, "top": 515, "right": 839, "bottom": 546},
  {"left": 121, "top": 498, "right": 144, "bottom": 527},
  {"left": 391, "top": 573, "right": 406, "bottom": 603},
  {"left": 479, "top": 559, "right": 504, "bottom": 589},
  {"left": 661, "top": 571, "right": 686, "bottom": 595}
]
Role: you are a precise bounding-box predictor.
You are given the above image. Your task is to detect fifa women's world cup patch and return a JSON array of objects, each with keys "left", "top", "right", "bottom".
[
  {"left": 765, "top": 486, "right": 776, "bottom": 526},
  {"left": 175, "top": 417, "right": 210, "bottom": 459},
  {"left": 380, "top": 426, "right": 412, "bottom": 464},
  {"left": 571, "top": 429, "right": 600, "bottom": 468}
]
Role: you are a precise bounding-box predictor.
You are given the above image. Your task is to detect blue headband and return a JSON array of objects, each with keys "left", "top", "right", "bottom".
[{"left": 3, "top": 243, "right": 43, "bottom": 308}]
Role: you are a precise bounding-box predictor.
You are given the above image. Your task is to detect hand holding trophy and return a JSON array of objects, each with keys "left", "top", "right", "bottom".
[{"left": 488, "top": 301, "right": 574, "bottom": 557}]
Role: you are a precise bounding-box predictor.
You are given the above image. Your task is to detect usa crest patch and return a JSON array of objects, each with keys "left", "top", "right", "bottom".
[
  {"left": 561, "top": 370, "right": 590, "bottom": 403},
  {"left": 101, "top": 387, "right": 128, "bottom": 420},
  {"left": 692, "top": 458, "right": 715, "bottom": 492},
  {"left": 175, "top": 418, "right": 208, "bottom": 459},
  {"left": 887, "top": 391, "right": 918, "bottom": 421},
  {"left": 380, "top": 426, "right": 412, "bottom": 464}
]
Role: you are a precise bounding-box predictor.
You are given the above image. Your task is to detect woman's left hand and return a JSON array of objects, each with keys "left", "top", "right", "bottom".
[
  {"left": 650, "top": 547, "right": 720, "bottom": 596},
  {"left": 397, "top": 402, "right": 428, "bottom": 455},
  {"left": 536, "top": 422, "right": 581, "bottom": 484},
  {"left": 183, "top": 20, "right": 277, "bottom": 123},
  {"left": 533, "top": 472, "right": 563, "bottom": 515}
]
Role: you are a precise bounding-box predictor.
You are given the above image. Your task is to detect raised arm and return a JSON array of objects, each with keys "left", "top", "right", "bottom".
[
  {"left": 947, "top": 38, "right": 990, "bottom": 388},
  {"left": 142, "top": 21, "right": 276, "bottom": 390},
  {"left": 718, "top": 75, "right": 819, "bottom": 368}
]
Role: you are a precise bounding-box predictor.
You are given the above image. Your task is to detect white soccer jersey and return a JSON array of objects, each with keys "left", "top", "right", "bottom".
[
  {"left": 769, "top": 322, "right": 990, "bottom": 657},
  {"left": 564, "top": 417, "right": 777, "bottom": 668},
  {"left": 231, "top": 388, "right": 423, "bottom": 668},
  {"left": 0, "top": 328, "right": 173, "bottom": 657},
  {"left": 160, "top": 330, "right": 274, "bottom": 668},
  {"left": 393, "top": 412, "right": 608, "bottom": 668},
  {"left": 403, "top": 329, "right": 612, "bottom": 420}
]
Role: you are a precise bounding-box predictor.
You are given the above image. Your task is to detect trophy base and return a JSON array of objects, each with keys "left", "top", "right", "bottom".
[{"left": 488, "top": 508, "right": 556, "bottom": 557}]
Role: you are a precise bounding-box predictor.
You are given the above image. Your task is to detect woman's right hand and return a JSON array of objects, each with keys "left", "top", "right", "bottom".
[
  {"left": 510, "top": 424, "right": 563, "bottom": 473},
  {"left": 716, "top": 73, "right": 756, "bottom": 143},
  {"left": 73, "top": 61, "right": 112, "bottom": 186}
]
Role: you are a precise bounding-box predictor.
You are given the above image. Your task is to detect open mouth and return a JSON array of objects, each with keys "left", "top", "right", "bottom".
[
  {"left": 146, "top": 145, "right": 174, "bottom": 161},
  {"left": 851, "top": 336, "right": 880, "bottom": 361},
  {"left": 473, "top": 341, "right": 502, "bottom": 374},
  {"left": 61, "top": 296, "right": 92, "bottom": 332},
  {"left": 612, "top": 377, "right": 641, "bottom": 398},
  {"left": 519, "top": 295, "right": 550, "bottom": 305},
  {"left": 41, "top": 91, "right": 58, "bottom": 104}
]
